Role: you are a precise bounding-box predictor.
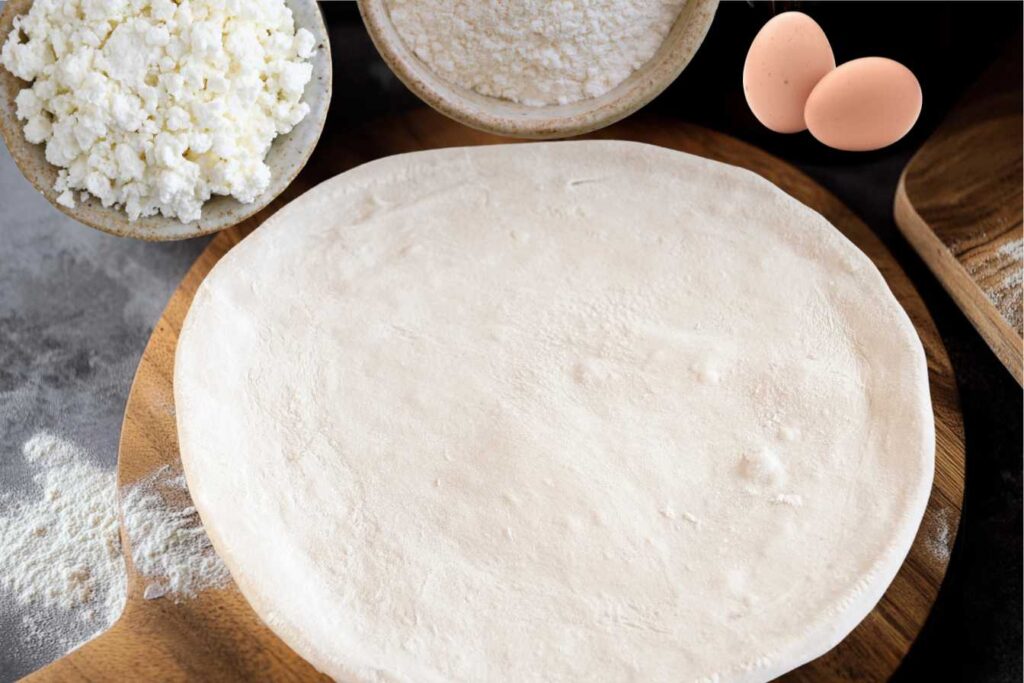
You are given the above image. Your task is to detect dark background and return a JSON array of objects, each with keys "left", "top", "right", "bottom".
[{"left": 320, "top": 1, "right": 1023, "bottom": 680}]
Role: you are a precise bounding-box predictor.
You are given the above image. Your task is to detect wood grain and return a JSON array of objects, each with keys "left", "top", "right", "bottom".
[
  {"left": 27, "top": 111, "right": 965, "bottom": 682},
  {"left": 894, "top": 44, "right": 1023, "bottom": 385}
]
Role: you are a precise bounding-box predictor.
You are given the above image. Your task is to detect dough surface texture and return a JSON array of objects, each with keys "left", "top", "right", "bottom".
[{"left": 175, "top": 142, "right": 934, "bottom": 682}]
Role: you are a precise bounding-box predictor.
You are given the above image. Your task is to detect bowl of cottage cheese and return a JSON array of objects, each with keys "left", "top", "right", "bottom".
[{"left": 0, "top": 0, "right": 331, "bottom": 240}]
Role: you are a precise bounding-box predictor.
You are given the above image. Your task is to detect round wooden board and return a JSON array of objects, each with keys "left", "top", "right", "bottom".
[{"left": 27, "top": 111, "right": 965, "bottom": 682}]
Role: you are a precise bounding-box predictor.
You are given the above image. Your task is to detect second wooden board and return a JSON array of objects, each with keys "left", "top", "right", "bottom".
[
  {"left": 894, "top": 46, "right": 1023, "bottom": 385},
  {"left": 28, "top": 111, "right": 965, "bottom": 682}
]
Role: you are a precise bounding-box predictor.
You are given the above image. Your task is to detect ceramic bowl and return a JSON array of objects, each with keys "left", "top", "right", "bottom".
[
  {"left": 358, "top": 0, "right": 718, "bottom": 140},
  {"left": 0, "top": 0, "right": 332, "bottom": 241}
]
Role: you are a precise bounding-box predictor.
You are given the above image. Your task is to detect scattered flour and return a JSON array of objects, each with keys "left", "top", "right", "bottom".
[
  {"left": 990, "top": 237, "right": 1023, "bottom": 333},
  {"left": 998, "top": 237, "right": 1024, "bottom": 263},
  {"left": 1, "top": 432, "right": 230, "bottom": 664},
  {"left": 386, "top": 0, "right": 688, "bottom": 106},
  {"left": 122, "top": 465, "right": 230, "bottom": 601},
  {"left": 0, "top": 433, "right": 126, "bottom": 655},
  {"left": 926, "top": 509, "right": 952, "bottom": 563},
  {"left": 964, "top": 236, "right": 1023, "bottom": 335}
]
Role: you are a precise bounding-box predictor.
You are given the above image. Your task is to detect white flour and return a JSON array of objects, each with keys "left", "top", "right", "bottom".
[
  {"left": 1, "top": 433, "right": 229, "bottom": 662},
  {"left": 998, "top": 237, "right": 1024, "bottom": 263},
  {"left": 926, "top": 508, "right": 952, "bottom": 563},
  {"left": 0, "top": 433, "right": 126, "bottom": 655},
  {"left": 122, "top": 465, "right": 230, "bottom": 601},
  {"left": 992, "top": 237, "right": 1023, "bottom": 333},
  {"left": 386, "top": 0, "right": 688, "bottom": 106}
]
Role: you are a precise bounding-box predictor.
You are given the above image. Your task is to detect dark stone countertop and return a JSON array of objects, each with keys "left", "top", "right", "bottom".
[{"left": 0, "top": 2, "right": 1019, "bottom": 681}]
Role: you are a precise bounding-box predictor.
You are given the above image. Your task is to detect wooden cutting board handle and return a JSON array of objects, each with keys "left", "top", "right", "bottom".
[{"left": 27, "top": 592, "right": 328, "bottom": 682}]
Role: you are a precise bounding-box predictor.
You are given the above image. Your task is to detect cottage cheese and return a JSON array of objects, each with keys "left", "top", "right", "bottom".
[{"left": 2, "top": 0, "right": 317, "bottom": 223}]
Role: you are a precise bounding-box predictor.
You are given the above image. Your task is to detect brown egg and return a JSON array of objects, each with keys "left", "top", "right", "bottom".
[
  {"left": 743, "top": 12, "right": 835, "bottom": 134},
  {"left": 805, "top": 57, "right": 922, "bottom": 151}
]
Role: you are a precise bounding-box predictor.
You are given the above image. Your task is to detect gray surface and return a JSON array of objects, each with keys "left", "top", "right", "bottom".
[{"left": 0, "top": 142, "right": 207, "bottom": 681}]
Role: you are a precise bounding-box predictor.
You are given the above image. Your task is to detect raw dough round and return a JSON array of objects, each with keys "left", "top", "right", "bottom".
[{"left": 175, "top": 142, "right": 933, "bottom": 682}]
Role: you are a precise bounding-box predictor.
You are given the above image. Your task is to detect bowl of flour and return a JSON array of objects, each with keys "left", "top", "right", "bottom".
[
  {"left": 0, "top": 0, "right": 331, "bottom": 241},
  {"left": 359, "top": 0, "right": 718, "bottom": 139}
]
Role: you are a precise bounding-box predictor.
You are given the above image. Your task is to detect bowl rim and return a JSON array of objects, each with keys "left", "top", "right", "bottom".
[
  {"left": 0, "top": 0, "right": 333, "bottom": 242},
  {"left": 358, "top": 0, "right": 719, "bottom": 140}
]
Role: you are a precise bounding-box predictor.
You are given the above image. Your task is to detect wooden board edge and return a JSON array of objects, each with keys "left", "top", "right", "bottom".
[{"left": 894, "top": 169, "right": 1024, "bottom": 386}]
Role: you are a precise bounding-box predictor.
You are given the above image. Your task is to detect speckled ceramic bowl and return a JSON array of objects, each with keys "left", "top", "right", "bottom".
[
  {"left": 0, "top": 0, "right": 332, "bottom": 241},
  {"left": 358, "top": 0, "right": 718, "bottom": 140}
]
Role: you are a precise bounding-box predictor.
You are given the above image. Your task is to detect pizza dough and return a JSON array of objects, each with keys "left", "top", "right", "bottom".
[{"left": 175, "top": 142, "right": 934, "bottom": 682}]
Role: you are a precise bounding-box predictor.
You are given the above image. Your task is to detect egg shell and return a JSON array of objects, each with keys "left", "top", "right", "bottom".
[
  {"left": 805, "top": 57, "right": 922, "bottom": 152},
  {"left": 743, "top": 12, "right": 835, "bottom": 134}
]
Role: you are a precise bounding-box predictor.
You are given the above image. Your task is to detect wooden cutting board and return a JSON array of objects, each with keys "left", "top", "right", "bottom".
[
  {"left": 894, "top": 44, "right": 1023, "bottom": 385},
  {"left": 27, "top": 111, "right": 965, "bottom": 682}
]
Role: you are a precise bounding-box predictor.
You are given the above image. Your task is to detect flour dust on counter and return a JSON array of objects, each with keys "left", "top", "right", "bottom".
[
  {"left": 0, "top": 432, "right": 230, "bottom": 672},
  {"left": 987, "top": 237, "right": 1023, "bottom": 333},
  {"left": 0, "top": 433, "right": 126, "bottom": 661}
]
